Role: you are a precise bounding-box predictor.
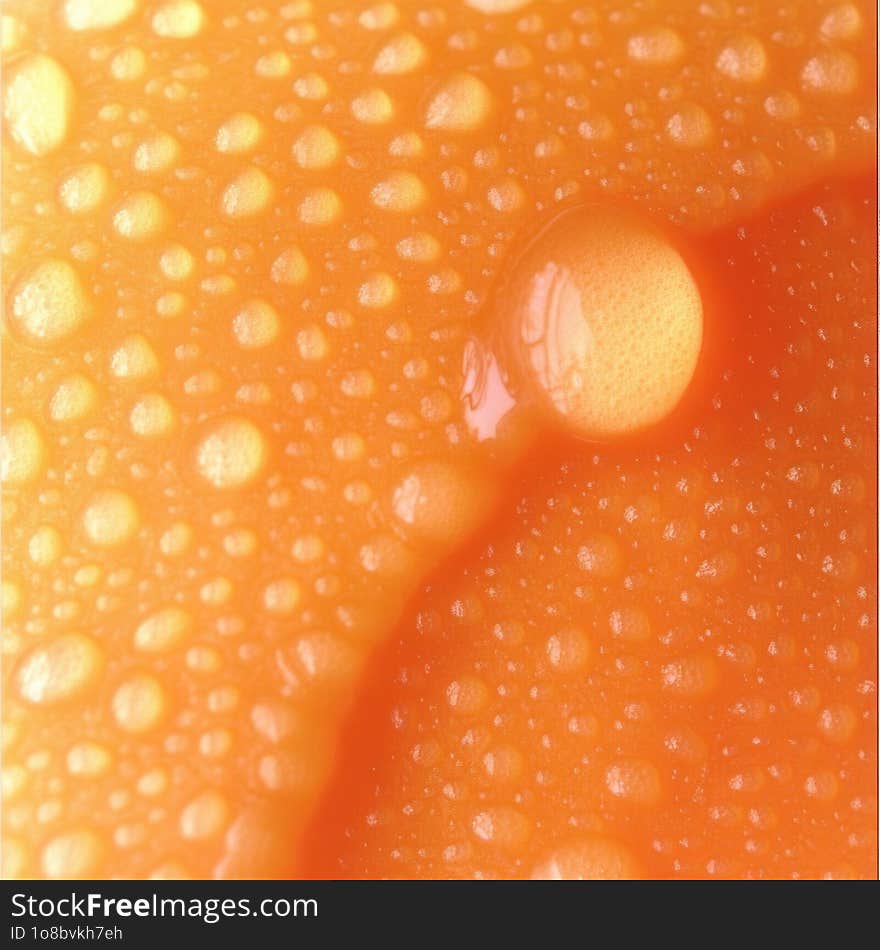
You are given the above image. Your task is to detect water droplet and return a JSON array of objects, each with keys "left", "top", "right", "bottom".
[
  {"left": 494, "top": 208, "right": 702, "bottom": 438},
  {"left": 15, "top": 633, "right": 104, "bottom": 705},
  {"left": 545, "top": 627, "right": 591, "bottom": 672},
  {"left": 370, "top": 171, "right": 428, "bottom": 212},
  {"left": 134, "top": 606, "right": 192, "bottom": 652},
  {"left": 64, "top": 0, "right": 138, "bottom": 31},
  {"left": 82, "top": 489, "right": 140, "bottom": 547},
  {"left": 660, "top": 654, "right": 718, "bottom": 697},
  {"left": 373, "top": 33, "right": 428, "bottom": 74},
  {"left": 151, "top": 0, "right": 204, "bottom": 38},
  {"left": 196, "top": 415, "right": 268, "bottom": 489},
  {"left": 666, "top": 103, "right": 713, "bottom": 147},
  {"left": 221, "top": 166, "right": 274, "bottom": 218},
  {"left": 627, "top": 27, "right": 684, "bottom": 65},
  {"left": 531, "top": 836, "right": 641, "bottom": 879},
  {"left": 28, "top": 525, "right": 64, "bottom": 566},
  {"left": 357, "top": 272, "right": 398, "bottom": 308},
  {"left": 1, "top": 417, "right": 47, "bottom": 484},
  {"left": 465, "top": 0, "right": 532, "bottom": 12},
  {"left": 715, "top": 33, "right": 767, "bottom": 83},
  {"left": 41, "top": 829, "right": 103, "bottom": 879},
  {"left": 112, "top": 674, "right": 167, "bottom": 732},
  {"left": 59, "top": 163, "right": 110, "bottom": 214},
  {"left": 255, "top": 50, "right": 291, "bottom": 79},
  {"left": 179, "top": 790, "right": 230, "bottom": 839},
  {"left": 817, "top": 704, "right": 857, "bottom": 743},
  {"left": 262, "top": 578, "right": 301, "bottom": 615},
  {"left": 297, "top": 187, "right": 342, "bottom": 226},
  {"left": 232, "top": 299, "right": 280, "bottom": 348},
  {"left": 216, "top": 112, "right": 264, "bottom": 154},
  {"left": 351, "top": 88, "right": 394, "bottom": 124},
  {"left": 425, "top": 72, "right": 493, "bottom": 132},
  {"left": 605, "top": 759, "right": 663, "bottom": 805},
  {"left": 292, "top": 125, "right": 341, "bottom": 170},
  {"left": 112, "top": 191, "right": 168, "bottom": 240},
  {"left": 4, "top": 54, "right": 74, "bottom": 156},
  {"left": 270, "top": 246, "right": 309, "bottom": 285},
  {"left": 110, "top": 333, "right": 160, "bottom": 379},
  {"left": 819, "top": 4, "right": 863, "bottom": 41},
  {"left": 110, "top": 44, "right": 147, "bottom": 81},
  {"left": 67, "top": 742, "right": 113, "bottom": 777},
  {"left": 801, "top": 50, "right": 859, "bottom": 95},
  {"left": 471, "top": 807, "right": 531, "bottom": 849},
  {"left": 7, "top": 258, "right": 92, "bottom": 346},
  {"left": 133, "top": 132, "right": 180, "bottom": 173},
  {"left": 49, "top": 373, "right": 99, "bottom": 422},
  {"left": 445, "top": 675, "right": 489, "bottom": 715}
]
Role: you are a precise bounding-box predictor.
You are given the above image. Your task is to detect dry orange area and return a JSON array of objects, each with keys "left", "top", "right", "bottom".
[{"left": 0, "top": 0, "right": 876, "bottom": 880}]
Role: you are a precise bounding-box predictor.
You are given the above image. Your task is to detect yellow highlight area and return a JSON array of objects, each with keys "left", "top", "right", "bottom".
[
  {"left": 503, "top": 209, "right": 703, "bottom": 439},
  {"left": 3, "top": 53, "right": 74, "bottom": 156}
]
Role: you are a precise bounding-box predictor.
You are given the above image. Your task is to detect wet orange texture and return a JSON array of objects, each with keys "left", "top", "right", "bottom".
[{"left": 1, "top": 0, "right": 876, "bottom": 880}]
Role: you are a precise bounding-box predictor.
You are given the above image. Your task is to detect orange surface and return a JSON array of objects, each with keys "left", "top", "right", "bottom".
[
  {"left": 305, "top": 177, "right": 878, "bottom": 879},
  {"left": 1, "top": 0, "right": 876, "bottom": 880}
]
